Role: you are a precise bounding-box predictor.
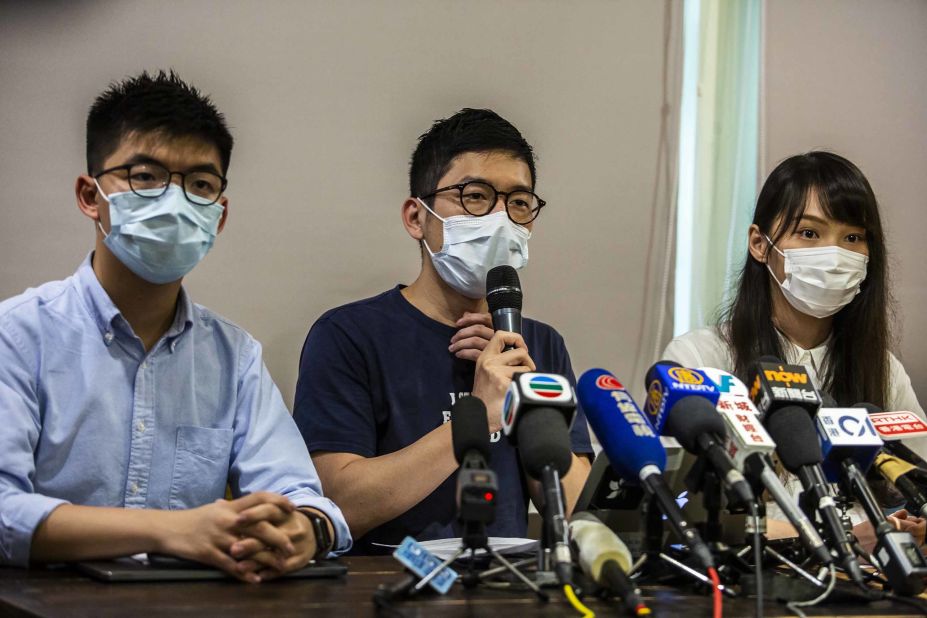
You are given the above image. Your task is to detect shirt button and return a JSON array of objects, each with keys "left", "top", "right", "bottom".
[
  {"left": 141, "top": 360, "right": 149, "bottom": 369},
  {"left": 170, "top": 340, "right": 178, "bottom": 353},
  {"left": 136, "top": 421, "right": 145, "bottom": 432},
  {"left": 103, "top": 332, "right": 114, "bottom": 345},
  {"left": 130, "top": 482, "right": 139, "bottom": 495}
]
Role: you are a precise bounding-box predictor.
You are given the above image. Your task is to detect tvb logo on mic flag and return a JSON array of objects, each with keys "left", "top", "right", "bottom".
[
  {"left": 519, "top": 373, "right": 573, "bottom": 404},
  {"left": 502, "top": 372, "right": 575, "bottom": 440}
]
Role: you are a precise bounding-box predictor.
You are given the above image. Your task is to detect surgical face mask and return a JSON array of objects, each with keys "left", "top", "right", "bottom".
[
  {"left": 764, "top": 235, "right": 869, "bottom": 318},
  {"left": 417, "top": 198, "right": 530, "bottom": 299},
  {"left": 96, "top": 181, "right": 224, "bottom": 284}
]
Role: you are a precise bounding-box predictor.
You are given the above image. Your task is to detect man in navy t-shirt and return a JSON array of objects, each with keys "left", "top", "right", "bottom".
[{"left": 294, "top": 109, "right": 593, "bottom": 554}]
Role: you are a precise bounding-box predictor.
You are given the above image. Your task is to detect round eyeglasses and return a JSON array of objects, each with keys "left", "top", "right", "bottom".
[
  {"left": 420, "top": 181, "right": 545, "bottom": 225},
  {"left": 94, "top": 162, "right": 228, "bottom": 206}
]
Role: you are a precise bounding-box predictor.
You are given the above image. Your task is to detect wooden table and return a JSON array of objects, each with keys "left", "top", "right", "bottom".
[{"left": 0, "top": 556, "right": 924, "bottom": 617}]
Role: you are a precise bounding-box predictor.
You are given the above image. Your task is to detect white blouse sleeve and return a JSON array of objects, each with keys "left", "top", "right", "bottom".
[{"left": 660, "top": 327, "right": 734, "bottom": 372}]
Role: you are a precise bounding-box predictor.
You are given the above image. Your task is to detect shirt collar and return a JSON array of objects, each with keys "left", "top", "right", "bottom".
[
  {"left": 775, "top": 328, "right": 831, "bottom": 375},
  {"left": 75, "top": 252, "right": 195, "bottom": 345},
  {"left": 75, "top": 252, "right": 121, "bottom": 340}
]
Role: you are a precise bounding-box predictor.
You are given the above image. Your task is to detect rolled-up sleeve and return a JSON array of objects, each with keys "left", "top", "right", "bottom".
[
  {"left": 228, "top": 337, "right": 352, "bottom": 555},
  {"left": 0, "top": 315, "right": 69, "bottom": 566}
]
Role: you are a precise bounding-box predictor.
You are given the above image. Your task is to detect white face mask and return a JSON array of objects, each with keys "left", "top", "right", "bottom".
[
  {"left": 417, "top": 198, "right": 530, "bottom": 299},
  {"left": 764, "top": 235, "right": 869, "bottom": 318}
]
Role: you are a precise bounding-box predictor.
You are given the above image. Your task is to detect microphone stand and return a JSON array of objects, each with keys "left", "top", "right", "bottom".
[
  {"left": 629, "top": 488, "right": 737, "bottom": 597},
  {"left": 386, "top": 467, "right": 548, "bottom": 603},
  {"left": 409, "top": 518, "right": 548, "bottom": 601},
  {"left": 536, "top": 464, "right": 572, "bottom": 587}
]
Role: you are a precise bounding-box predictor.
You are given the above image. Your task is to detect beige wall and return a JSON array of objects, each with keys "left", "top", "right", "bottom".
[
  {"left": 764, "top": 0, "right": 927, "bottom": 400},
  {"left": 0, "top": 1, "right": 673, "bottom": 405}
]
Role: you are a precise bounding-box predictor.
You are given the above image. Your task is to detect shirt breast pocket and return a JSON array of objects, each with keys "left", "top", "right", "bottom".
[{"left": 168, "top": 426, "right": 234, "bottom": 510}]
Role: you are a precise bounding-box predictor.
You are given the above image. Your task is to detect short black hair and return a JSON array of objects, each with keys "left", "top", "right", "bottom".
[
  {"left": 409, "top": 109, "right": 536, "bottom": 204},
  {"left": 86, "top": 70, "right": 233, "bottom": 175}
]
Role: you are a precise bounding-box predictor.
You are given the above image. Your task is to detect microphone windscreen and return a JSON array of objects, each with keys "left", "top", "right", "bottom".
[
  {"left": 486, "top": 265, "right": 522, "bottom": 313},
  {"left": 757, "top": 355, "right": 784, "bottom": 363},
  {"left": 662, "top": 396, "right": 727, "bottom": 452},
  {"left": 451, "top": 396, "right": 491, "bottom": 464},
  {"left": 765, "top": 406, "right": 822, "bottom": 472},
  {"left": 517, "top": 407, "right": 572, "bottom": 478}
]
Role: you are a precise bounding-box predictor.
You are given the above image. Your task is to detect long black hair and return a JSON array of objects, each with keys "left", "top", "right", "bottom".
[{"left": 722, "top": 151, "right": 891, "bottom": 407}]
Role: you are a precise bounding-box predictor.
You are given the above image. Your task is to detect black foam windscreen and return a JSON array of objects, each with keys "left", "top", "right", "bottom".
[
  {"left": 451, "top": 396, "right": 491, "bottom": 464},
  {"left": 486, "top": 265, "right": 522, "bottom": 313},
  {"left": 852, "top": 402, "right": 882, "bottom": 414},
  {"left": 662, "top": 396, "right": 727, "bottom": 452},
  {"left": 765, "top": 406, "right": 822, "bottom": 472},
  {"left": 757, "top": 355, "right": 784, "bottom": 364},
  {"left": 517, "top": 407, "right": 572, "bottom": 478}
]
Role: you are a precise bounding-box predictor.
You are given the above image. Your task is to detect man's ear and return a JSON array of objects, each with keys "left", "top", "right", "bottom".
[
  {"left": 747, "top": 224, "right": 769, "bottom": 264},
  {"left": 76, "top": 175, "right": 103, "bottom": 222},
  {"left": 400, "top": 197, "right": 425, "bottom": 241},
  {"left": 217, "top": 196, "right": 230, "bottom": 234}
]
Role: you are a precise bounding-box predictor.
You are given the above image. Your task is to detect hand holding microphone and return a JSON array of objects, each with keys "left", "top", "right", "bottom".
[
  {"left": 472, "top": 330, "right": 535, "bottom": 433},
  {"left": 448, "top": 264, "right": 524, "bottom": 361}
]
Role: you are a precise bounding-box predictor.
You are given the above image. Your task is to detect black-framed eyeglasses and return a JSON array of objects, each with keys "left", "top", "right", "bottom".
[
  {"left": 420, "top": 181, "right": 546, "bottom": 225},
  {"left": 94, "top": 162, "right": 228, "bottom": 206}
]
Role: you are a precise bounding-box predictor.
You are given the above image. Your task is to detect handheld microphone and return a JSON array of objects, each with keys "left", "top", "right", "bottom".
[
  {"left": 765, "top": 405, "right": 865, "bottom": 585},
  {"left": 451, "top": 396, "right": 497, "bottom": 525},
  {"left": 502, "top": 372, "right": 575, "bottom": 585},
  {"left": 698, "top": 368, "right": 833, "bottom": 565},
  {"left": 486, "top": 265, "right": 522, "bottom": 351},
  {"left": 748, "top": 357, "right": 821, "bottom": 419},
  {"left": 815, "top": 406, "right": 927, "bottom": 595},
  {"left": 644, "top": 362, "right": 754, "bottom": 506},
  {"left": 577, "top": 368, "right": 714, "bottom": 569},
  {"left": 873, "top": 453, "right": 927, "bottom": 518},
  {"left": 569, "top": 511, "right": 648, "bottom": 616}
]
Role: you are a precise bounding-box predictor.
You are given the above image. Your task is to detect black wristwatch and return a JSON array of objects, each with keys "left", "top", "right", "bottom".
[{"left": 300, "top": 509, "right": 334, "bottom": 559}]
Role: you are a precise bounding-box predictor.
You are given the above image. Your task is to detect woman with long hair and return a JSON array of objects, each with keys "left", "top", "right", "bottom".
[{"left": 662, "top": 151, "right": 925, "bottom": 543}]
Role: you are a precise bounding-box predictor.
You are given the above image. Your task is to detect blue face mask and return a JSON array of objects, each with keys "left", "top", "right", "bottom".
[{"left": 95, "top": 181, "right": 224, "bottom": 284}]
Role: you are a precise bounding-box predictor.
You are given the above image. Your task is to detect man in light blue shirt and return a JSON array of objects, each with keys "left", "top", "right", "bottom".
[{"left": 0, "top": 71, "right": 350, "bottom": 581}]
